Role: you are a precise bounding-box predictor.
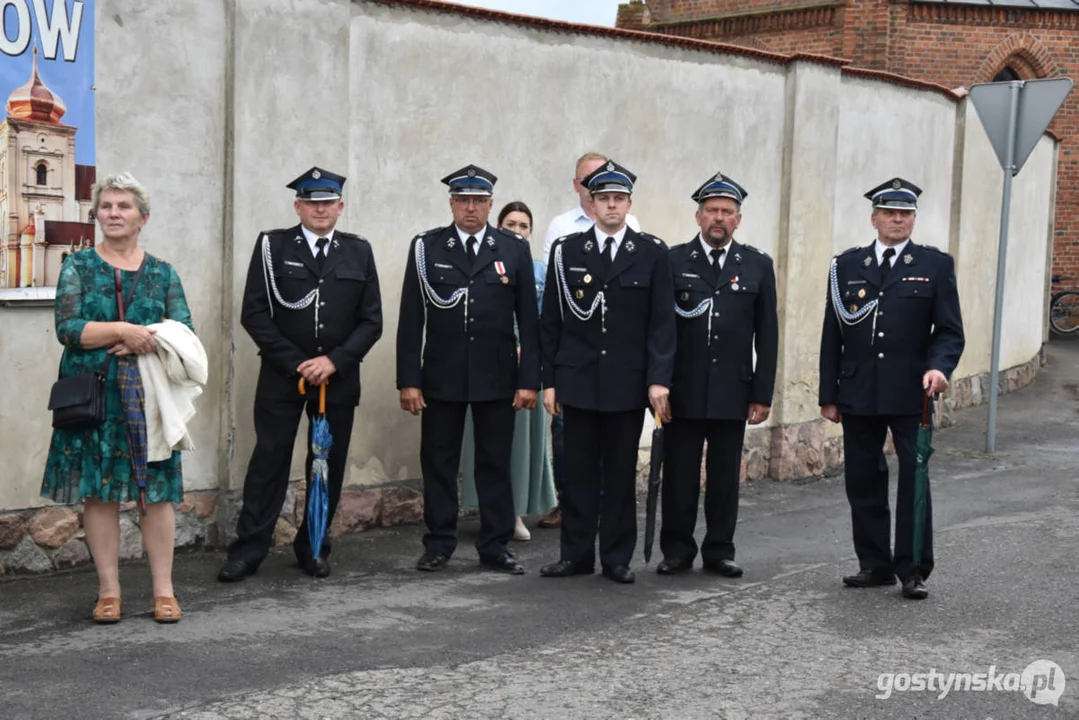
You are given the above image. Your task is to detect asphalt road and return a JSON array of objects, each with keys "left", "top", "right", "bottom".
[{"left": 2, "top": 340, "right": 1077, "bottom": 720}]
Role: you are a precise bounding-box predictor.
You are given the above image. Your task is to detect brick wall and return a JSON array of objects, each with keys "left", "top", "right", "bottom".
[{"left": 622, "top": 0, "right": 1079, "bottom": 288}]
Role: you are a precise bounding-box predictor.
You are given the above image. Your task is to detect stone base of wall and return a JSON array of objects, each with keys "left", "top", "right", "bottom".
[{"left": 0, "top": 481, "right": 424, "bottom": 577}]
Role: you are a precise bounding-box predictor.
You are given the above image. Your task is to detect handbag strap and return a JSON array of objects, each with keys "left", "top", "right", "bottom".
[{"left": 94, "top": 257, "right": 148, "bottom": 375}]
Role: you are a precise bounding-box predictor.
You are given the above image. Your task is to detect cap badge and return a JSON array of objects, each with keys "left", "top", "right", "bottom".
[
  {"left": 312, "top": 169, "right": 321, "bottom": 179},
  {"left": 903, "top": 253, "right": 913, "bottom": 265},
  {"left": 714, "top": 172, "right": 724, "bottom": 181},
  {"left": 606, "top": 161, "right": 615, "bottom": 171},
  {"left": 467, "top": 168, "right": 476, "bottom": 177},
  {"left": 892, "top": 179, "right": 901, "bottom": 189}
]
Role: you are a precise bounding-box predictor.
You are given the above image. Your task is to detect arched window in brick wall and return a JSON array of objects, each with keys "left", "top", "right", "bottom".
[
  {"left": 993, "top": 67, "right": 1021, "bottom": 82},
  {"left": 35, "top": 163, "right": 47, "bottom": 186}
]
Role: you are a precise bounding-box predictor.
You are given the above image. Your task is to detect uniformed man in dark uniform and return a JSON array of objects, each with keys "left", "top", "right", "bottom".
[
  {"left": 539, "top": 160, "right": 676, "bottom": 584},
  {"left": 397, "top": 164, "right": 539, "bottom": 575},
  {"left": 819, "top": 177, "right": 964, "bottom": 600},
  {"left": 220, "top": 167, "right": 383, "bottom": 581},
  {"left": 659, "top": 172, "right": 778, "bottom": 578}
]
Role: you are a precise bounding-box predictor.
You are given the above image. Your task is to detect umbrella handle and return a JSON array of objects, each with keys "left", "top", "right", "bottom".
[
  {"left": 921, "top": 392, "right": 933, "bottom": 426},
  {"left": 654, "top": 413, "right": 662, "bottom": 430},
  {"left": 297, "top": 378, "right": 328, "bottom": 414}
]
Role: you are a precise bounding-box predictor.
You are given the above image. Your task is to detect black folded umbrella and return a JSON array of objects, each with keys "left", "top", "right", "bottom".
[{"left": 643, "top": 415, "right": 665, "bottom": 564}]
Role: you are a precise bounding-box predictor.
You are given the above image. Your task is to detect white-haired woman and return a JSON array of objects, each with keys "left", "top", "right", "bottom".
[{"left": 42, "top": 172, "right": 194, "bottom": 624}]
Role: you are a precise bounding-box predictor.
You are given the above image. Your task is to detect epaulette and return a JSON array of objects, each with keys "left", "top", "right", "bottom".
[
  {"left": 742, "top": 243, "right": 771, "bottom": 260},
  {"left": 494, "top": 226, "right": 526, "bottom": 243},
  {"left": 639, "top": 233, "right": 667, "bottom": 249},
  {"left": 836, "top": 246, "right": 863, "bottom": 259},
  {"left": 334, "top": 230, "right": 370, "bottom": 246},
  {"left": 668, "top": 241, "right": 693, "bottom": 253},
  {"left": 262, "top": 227, "right": 294, "bottom": 237},
  {"left": 919, "top": 243, "right": 948, "bottom": 255},
  {"left": 413, "top": 226, "right": 447, "bottom": 243}
]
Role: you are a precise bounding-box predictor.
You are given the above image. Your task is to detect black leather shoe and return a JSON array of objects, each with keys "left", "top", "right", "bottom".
[
  {"left": 218, "top": 559, "right": 257, "bottom": 583},
  {"left": 416, "top": 552, "right": 450, "bottom": 572},
  {"left": 539, "top": 559, "right": 594, "bottom": 577},
  {"left": 842, "top": 569, "right": 896, "bottom": 587},
  {"left": 902, "top": 578, "right": 929, "bottom": 600},
  {"left": 657, "top": 557, "right": 693, "bottom": 575},
  {"left": 602, "top": 565, "right": 636, "bottom": 584},
  {"left": 480, "top": 552, "right": 526, "bottom": 575},
  {"left": 703, "top": 559, "right": 744, "bottom": 578},
  {"left": 302, "top": 556, "right": 331, "bottom": 578}
]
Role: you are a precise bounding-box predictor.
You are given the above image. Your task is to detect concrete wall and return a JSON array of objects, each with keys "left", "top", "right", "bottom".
[{"left": 0, "top": 0, "right": 1057, "bottom": 514}]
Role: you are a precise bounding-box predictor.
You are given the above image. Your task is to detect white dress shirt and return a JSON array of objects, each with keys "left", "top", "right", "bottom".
[
  {"left": 594, "top": 225, "right": 629, "bottom": 260},
  {"left": 543, "top": 205, "right": 641, "bottom": 263},
  {"left": 301, "top": 225, "right": 335, "bottom": 259},
  {"left": 455, "top": 225, "right": 487, "bottom": 253},
  {"left": 875, "top": 238, "right": 910, "bottom": 268},
  {"left": 698, "top": 234, "right": 733, "bottom": 270}
]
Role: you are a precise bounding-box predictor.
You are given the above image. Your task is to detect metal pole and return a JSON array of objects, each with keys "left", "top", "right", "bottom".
[{"left": 986, "top": 80, "right": 1022, "bottom": 453}]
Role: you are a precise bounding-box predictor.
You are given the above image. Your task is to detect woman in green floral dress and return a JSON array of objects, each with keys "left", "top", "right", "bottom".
[{"left": 42, "top": 172, "right": 194, "bottom": 624}]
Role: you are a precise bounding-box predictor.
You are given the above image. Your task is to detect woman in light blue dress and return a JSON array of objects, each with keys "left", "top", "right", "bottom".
[{"left": 461, "top": 202, "right": 555, "bottom": 540}]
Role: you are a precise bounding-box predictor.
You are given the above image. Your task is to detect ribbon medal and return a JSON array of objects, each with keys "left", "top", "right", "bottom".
[
  {"left": 731, "top": 276, "right": 740, "bottom": 292},
  {"left": 495, "top": 261, "right": 508, "bottom": 284}
]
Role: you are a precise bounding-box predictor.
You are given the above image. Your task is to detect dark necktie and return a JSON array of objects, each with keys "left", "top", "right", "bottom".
[
  {"left": 467, "top": 235, "right": 478, "bottom": 267},
  {"left": 602, "top": 236, "right": 615, "bottom": 272},
  {"left": 710, "top": 247, "right": 725, "bottom": 276},
  {"left": 880, "top": 247, "right": 896, "bottom": 279},
  {"left": 315, "top": 237, "right": 328, "bottom": 270}
]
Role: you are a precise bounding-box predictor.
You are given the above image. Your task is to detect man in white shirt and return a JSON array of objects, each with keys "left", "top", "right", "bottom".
[{"left": 542, "top": 152, "right": 641, "bottom": 264}]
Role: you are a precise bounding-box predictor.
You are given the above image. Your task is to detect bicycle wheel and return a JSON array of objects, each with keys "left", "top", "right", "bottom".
[{"left": 1050, "top": 291, "right": 1079, "bottom": 334}]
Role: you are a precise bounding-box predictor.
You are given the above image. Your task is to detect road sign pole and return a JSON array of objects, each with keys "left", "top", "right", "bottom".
[{"left": 986, "top": 81, "right": 1021, "bottom": 454}]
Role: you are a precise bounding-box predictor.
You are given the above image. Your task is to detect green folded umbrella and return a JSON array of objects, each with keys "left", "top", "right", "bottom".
[{"left": 912, "top": 393, "right": 934, "bottom": 580}]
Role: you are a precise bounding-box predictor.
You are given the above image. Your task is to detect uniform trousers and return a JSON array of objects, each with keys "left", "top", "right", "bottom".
[
  {"left": 421, "top": 397, "right": 515, "bottom": 559},
  {"left": 229, "top": 396, "right": 356, "bottom": 566},
  {"left": 560, "top": 406, "right": 644, "bottom": 569},
  {"left": 842, "top": 413, "right": 934, "bottom": 582},
  {"left": 660, "top": 418, "right": 745, "bottom": 563}
]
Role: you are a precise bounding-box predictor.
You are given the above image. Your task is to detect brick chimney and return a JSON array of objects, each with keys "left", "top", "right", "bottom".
[{"left": 616, "top": 1, "right": 652, "bottom": 31}]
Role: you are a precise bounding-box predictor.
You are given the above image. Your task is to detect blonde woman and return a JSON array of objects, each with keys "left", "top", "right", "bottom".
[{"left": 42, "top": 172, "right": 194, "bottom": 623}]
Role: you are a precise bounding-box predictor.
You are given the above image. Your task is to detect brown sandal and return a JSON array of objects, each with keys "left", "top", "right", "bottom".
[
  {"left": 92, "top": 597, "right": 122, "bottom": 624},
  {"left": 153, "top": 596, "right": 182, "bottom": 624}
]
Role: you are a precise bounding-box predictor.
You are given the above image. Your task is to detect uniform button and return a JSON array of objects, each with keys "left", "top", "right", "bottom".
[
  {"left": 318, "top": 279, "right": 324, "bottom": 285},
  {"left": 470, "top": 280, "right": 475, "bottom": 286},
  {"left": 713, "top": 312, "right": 719, "bottom": 317},
  {"left": 602, "top": 328, "right": 607, "bottom": 333},
  {"left": 877, "top": 311, "right": 884, "bottom": 317},
  {"left": 714, "top": 290, "right": 720, "bottom": 296},
  {"left": 470, "top": 336, "right": 475, "bottom": 341},
  {"left": 878, "top": 352, "right": 884, "bottom": 359},
  {"left": 470, "top": 299, "right": 475, "bottom": 304},
  {"left": 878, "top": 332, "right": 884, "bottom": 337},
  {"left": 601, "top": 350, "right": 607, "bottom": 355},
  {"left": 320, "top": 302, "right": 326, "bottom": 307},
  {"left": 712, "top": 358, "right": 717, "bottom": 363},
  {"left": 317, "top": 346, "right": 323, "bottom": 352},
  {"left": 878, "top": 291, "right": 883, "bottom": 297}
]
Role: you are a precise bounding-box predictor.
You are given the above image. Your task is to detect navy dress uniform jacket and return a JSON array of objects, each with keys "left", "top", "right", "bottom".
[
  {"left": 241, "top": 225, "right": 384, "bottom": 406},
  {"left": 669, "top": 239, "right": 779, "bottom": 420},
  {"left": 541, "top": 228, "right": 676, "bottom": 411},
  {"left": 396, "top": 224, "right": 540, "bottom": 402},
  {"left": 818, "top": 241, "right": 964, "bottom": 416}
]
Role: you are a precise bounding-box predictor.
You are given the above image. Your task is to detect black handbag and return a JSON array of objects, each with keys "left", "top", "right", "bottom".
[{"left": 48, "top": 260, "right": 146, "bottom": 430}]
